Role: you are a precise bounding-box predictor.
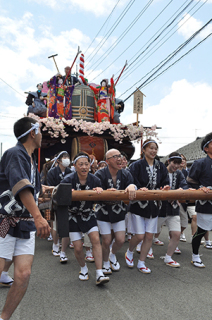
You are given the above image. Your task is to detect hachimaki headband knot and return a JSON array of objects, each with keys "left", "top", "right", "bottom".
[{"left": 17, "top": 122, "right": 39, "bottom": 140}]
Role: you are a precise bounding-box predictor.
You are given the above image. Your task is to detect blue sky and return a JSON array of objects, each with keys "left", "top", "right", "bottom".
[{"left": 0, "top": 0, "right": 212, "bottom": 158}]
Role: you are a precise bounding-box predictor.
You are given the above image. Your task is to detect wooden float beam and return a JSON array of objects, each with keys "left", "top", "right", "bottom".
[{"left": 71, "top": 189, "right": 212, "bottom": 202}]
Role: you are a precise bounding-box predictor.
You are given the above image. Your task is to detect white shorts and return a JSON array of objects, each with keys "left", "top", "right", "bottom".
[
  {"left": 197, "top": 213, "right": 212, "bottom": 231},
  {"left": 187, "top": 206, "right": 197, "bottom": 218},
  {"left": 0, "top": 232, "right": 36, "bottom": 261},
  {"left": 130, "top": 214, "right": 158, "bottom": 235},
  {"left": 179, "top": 204, "right": 188, "bottom": 228},
  {"left": 69, "top": 226, "right": 99, "bottom": 242},
  {"left": 157, "top": 216, "right": 181, "bottom": 233},
  {"left": 97, "top": 220, "right": 126, "bottom": 235}
]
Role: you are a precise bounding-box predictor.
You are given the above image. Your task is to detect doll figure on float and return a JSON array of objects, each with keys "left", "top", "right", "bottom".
[
  {"left": 89, "top": 78, "right": 115, "bottom": 123},
  {"left": 26, "top": 83, "right": 47, "bottom": 117}
]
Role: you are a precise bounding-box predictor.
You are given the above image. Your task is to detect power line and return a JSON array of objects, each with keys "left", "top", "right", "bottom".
[
  {"left": 87, "top": 0, "right": 154, "bottom": 77},
  {"left": 90, "top": 0, "right": 175, "bottom": 82},
  {"left": 116, "top": 0, "right": 200, "bottom": 84},
  {"left": 84, "top": 0, "right": 121, "bottom": 55},
  {"left": 120, "top": 19, "right": 212, "bottom": 101},
  {"left": 0, "top": 78, "right": 25, "bottom": 98},
  {"left": 85, "top": 0, "right": 136, "bottom": 65},
  {"left": 139, "top": 31, "right": 212, "bottom": 90}
]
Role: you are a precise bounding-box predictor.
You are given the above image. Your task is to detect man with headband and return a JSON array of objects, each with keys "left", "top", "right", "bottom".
[
  {"left": 0, "top": 117, "right": 50, "bottom": 320},
  {"left": 188, "top": 132, "right": 212, "bottom": 268}
]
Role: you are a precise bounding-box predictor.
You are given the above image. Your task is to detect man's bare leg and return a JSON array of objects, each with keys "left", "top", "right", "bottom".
[{"left": 1, "top": 254, "right": 33, "bottom": 320}]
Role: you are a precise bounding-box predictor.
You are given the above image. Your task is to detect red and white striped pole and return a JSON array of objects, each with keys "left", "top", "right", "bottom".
[{"left": 79, "top": 53, "right": 86, "bottom": 84}]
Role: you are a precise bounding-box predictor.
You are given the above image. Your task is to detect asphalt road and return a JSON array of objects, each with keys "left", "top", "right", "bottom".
[{"left": 1, "top": 227, "right": 212, "bottom": 320}]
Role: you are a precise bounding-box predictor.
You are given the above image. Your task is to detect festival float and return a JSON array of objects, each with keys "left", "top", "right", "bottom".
[{"left": 26, "top": 47, "right": 157, "bottom": 170}]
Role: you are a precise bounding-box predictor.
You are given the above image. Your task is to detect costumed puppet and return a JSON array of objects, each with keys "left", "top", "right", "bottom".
[
  {"left": 89, "top": 78, "right": 115, "bottom": 123},
  {"left": 47, "top": 73, "right": 75, "bottom": 120},
  {"left": 26, "top": 83, "right": 47, "bottom": 117}
]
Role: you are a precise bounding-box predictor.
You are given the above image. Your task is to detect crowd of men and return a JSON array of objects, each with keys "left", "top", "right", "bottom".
[{"left": 0, "top": 116, "right": 212, "bottom": 319}]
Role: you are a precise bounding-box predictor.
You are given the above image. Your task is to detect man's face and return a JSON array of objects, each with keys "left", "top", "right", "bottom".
[
  {"left": 106, "top": 150, "right": 122, "bottom": 171},
  {"left": 121, "top": 156, "right": 128, "bottom": 169},
  {"left": 37, "top": 84, "right": 42, "bottom": 91},
  {"left": 74, "top": 157, "right": 90, "bottom": 177},
  {"left": 65, "top": 67, "right": 71, "bottom": 75}
]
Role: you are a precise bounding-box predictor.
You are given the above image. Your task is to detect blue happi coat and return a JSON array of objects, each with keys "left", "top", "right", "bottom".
[
  {"left": 0, "top": 142, "right": 40, "bottom": 238},
  {"left": 187, "top": 155, "right": 212, "bottom": 214},
  {"left": 129, "top": 158, "right": 169, "bottom": 218},
  {"left": 94, "top": 166, "right": 134, "bottom": 223},
  {"left": 62, "top": 172, "right": 101, "bottom": 233},
  {"left": 159, "top": 170, "right": 188, "bottom": 217}
]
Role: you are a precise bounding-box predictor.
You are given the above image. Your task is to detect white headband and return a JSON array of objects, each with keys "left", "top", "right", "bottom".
[
  {"left": 142, "top": 140, "right": 157, "bottom": 150},
  {"left": 50, "top": 151, "right": 69, "bottom": 169},
  {"left": 17, "top": 122, "right": 39, "bottom": 140},
  {"left": 90, "top": 158, "right": 95, "bottom": 166},
  {"left": 168, "top": 156, "right": 182, "bottom": 161},
  {"left": 202, "top": 139, "right": 212, "bottom": 151},
  {"left": 98, "top": 161, "right": 107, "bottom": 166},
  {"left": 73, "top": 155, "right": 89, "bottom": 164}
]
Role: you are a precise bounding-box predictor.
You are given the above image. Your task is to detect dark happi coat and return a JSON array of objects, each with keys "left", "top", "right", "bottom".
[
  {"left": 62, "top": 172, "right": 101, "bottom": 233},
  {"left": 47, "top": 165, "right": 72, "bottom": 186},
  {"left": 0, "top": 142, "right": 40, "bottom": 238},
  {"left": 129, "top": 158, "right": 169, "bottom": 218},
  {"left": 187, "top": 155, "right": 212, "bottom": 214},
  {"left": 94, "top": 166, "right": 134, "bottom": 223},
  {"left": 159, "top": 170, "right": 188, "bottom": 217}
]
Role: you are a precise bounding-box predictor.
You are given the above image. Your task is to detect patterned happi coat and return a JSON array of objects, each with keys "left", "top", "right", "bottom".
[
  {"left": 159, "top": 170, "right": 188, "bottom": 218},
  {"left": 129, "top": 158, "right": 169, "bottom": 219},
  {"left": 187, "top": 155, "right": 212, "bottom": 214},
  {"left": 62, "top": 172, "right": 101, "bottom": 233},
  {"left": 95, "top": 166, "right": 134, "bottom": 223},
  {"left": 0, "top": 142, "right": 40, "bottom": 238}
]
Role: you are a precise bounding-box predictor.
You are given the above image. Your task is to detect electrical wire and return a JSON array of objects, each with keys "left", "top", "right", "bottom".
[
  {"left": 0, "top": 78, "right": 25, "bottom": 98},
  {"left": 84, "top": 0, "right": 121, "bottom": 55},
  {"left": 90, "top": 0, "right": 175, "bottom": 82},
  {"left": 118, "top": 0, "right": 206, "bottom": 85},
  {"left": 85, "top": 0, "right": 136, "bottom": 65},
  {"left": 87, "top": 0, "right": 154, "bottom": 77},
  {"left": 121, "top": 22, "right": 212, "bottom": 101}
]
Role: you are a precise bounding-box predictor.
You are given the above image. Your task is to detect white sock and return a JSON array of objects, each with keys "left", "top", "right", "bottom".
[
  {"left": 154, "top": 238, "right": 158, "bottom": 242},
  {"left": 205, "top": 240, "right": 211, "bottom": 245},
  {"left": 96, "top": 269, "right": 104, "bottom": 279},
  {"left": 137, "top": 260, "right": 145, "bottom": 268},
  {"left": 103, "top": 261, "right": 110, "bottom": 268},
  {"left": 81, "top": 264, "right": 88, "bottom": 274},
  {"left": 86, "top": 250, "right": 92, "bottom": 256},
  {"left": 192, "top": 254, "right": 201, "bottom": 262},
  {"left": 148, "top": 247, "right": 153, "bottom": 255},
  {"left": 109, "top": 252, "right": 116, "bottom": 263},
  {"left": 53, "top": 243, "right": 59, "bottom": 251},
  {"left": 165, "top": 254, "right": 172, "bottom": 262},
  {"left": 127, "top": 249, "right": 134, "bottom": 260}
]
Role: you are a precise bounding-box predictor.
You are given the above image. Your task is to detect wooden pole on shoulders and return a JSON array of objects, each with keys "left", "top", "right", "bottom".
[{"left": 71, "top": 189, "right": 212, "bottom": 202}]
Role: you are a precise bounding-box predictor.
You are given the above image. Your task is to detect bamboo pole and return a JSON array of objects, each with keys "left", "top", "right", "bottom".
[{"left": 71, "top": 189, "right": 212, "bottom": 202}]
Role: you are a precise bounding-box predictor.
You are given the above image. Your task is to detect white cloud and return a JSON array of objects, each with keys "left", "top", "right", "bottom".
[
  {"left": 28, "top": 0, "right": 126, "bottom": 16},
  {"left": 178, "top": 14, "right": 212, "bottom": 40},
  {"left": 121, "top": 79, "right": 212, "bottom": 158}
]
